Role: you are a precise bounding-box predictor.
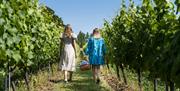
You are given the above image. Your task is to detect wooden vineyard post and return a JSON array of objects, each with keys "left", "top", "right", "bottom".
[
  {"left": 24, "top": 69, "right": 30, "bottom": 91},
  {"left": 115, "top": 65, "right": 121, "bottom": 81},
  {"left": 8, "top": 65, "right": 11, "bottom": 91},
  {"left": 4, "top": 75, "right": 8, "bottom": 91},
  {"left": 48, "top": 60, "right": 51, "bottom": 80},
  {"left": 170, "top": 81, "right": 175, "bottom": 91},
  {"left": 165, "top": 80, "right": 169, "bottom": 91},
  {"left": 11, "top": 81, "right": 16, "bottom": 91},
  {"left": 50, "top": 60, "right": 54, "bottom": 76},
  {"left": 154, "top": 79, "right": 157, "bottom": 91},
  {"left": 120, "top": 64, "right": 127, "bottom": 85},
  {"left": 137, "top": 68, "right": 142, "bottom": 91}
]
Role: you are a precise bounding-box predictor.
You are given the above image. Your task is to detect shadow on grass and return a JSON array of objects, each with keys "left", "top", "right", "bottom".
[{"left": 49, "top": 79, "right": 64, "bottom": 83}]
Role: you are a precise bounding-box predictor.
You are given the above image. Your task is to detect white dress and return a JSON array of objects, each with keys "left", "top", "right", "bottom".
[{"left": 59, "top": 33, "right": 77, "bottom": 72}]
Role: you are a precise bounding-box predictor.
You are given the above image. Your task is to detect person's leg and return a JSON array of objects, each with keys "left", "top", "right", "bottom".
[
  {"left": 97, "top": 65, "right": 100, "bottom": 79},
  {"left": 68, "top": 71, "right": 73, "bottom": 81},
  {"left": 92, "top": 65, "right": 96, "bottom": 82},
  {"left": 96, "top": 65, "right": 100, "bottom": 84},
  {"left": 64, "top": 70, "right": 68, "bottom": 82}
]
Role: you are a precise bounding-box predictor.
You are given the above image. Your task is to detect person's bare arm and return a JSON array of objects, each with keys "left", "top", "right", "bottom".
[
  {"left": 72, "top": 39, "right": 77, "bottom": 58},
  {"left": 60, "top": 38, "right": 63, "bottom": 55},
  {"left": 58, "top": 38, "right": 63, "bottom": 71}
]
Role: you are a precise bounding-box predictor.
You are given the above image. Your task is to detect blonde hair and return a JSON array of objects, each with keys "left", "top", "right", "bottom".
[{"left": 64, "top": 24, "right": 72, "bottom": 38}]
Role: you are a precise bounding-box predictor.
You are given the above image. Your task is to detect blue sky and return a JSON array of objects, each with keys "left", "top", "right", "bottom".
[{"left": 39, "top": 0, "right": 141, "bottom": 34}]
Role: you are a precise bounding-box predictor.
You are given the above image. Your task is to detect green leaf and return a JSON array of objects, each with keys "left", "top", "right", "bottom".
[
  {"left": 7, "top": 37, "right": 13, "bottom": 47},
  {"left": 30, "top": 45, "right": 34, "bottom": 50},
  {"left": 6, "top": 49, "right": 12, "bottom": 57},
  {"left": 27, "top": 59, "right": 33, "bottom": 66},
  {"left": 31, "top": 37, "right": 36, "bottom": 41},
  {"left": 12, "top": 51, "right": 21, "bottom": 62},
  {"left": 28, "top": 51, "right": 33, "bottom": 59},
  {"left": 7, "top": 27, "right": 18, "bottom": 36},
  {"left": 0, "top": 4, "right": 5, "bottom": 8},
  {"left": 0, "top": 49, "right": 6, "bottom": 60},
  {"left": 8, "top": 7, "right": 13, "bottom": 14},
  {"left": 24, "top": 46, "right": 29, "bottom": 53},
  {"left": 0, "top": 70, "right": 6, "bottom": 77},
  {"left": 0, "top": 9, "right": 2, "bottom": 17},
  {"left": 0, "top": 44, "right": 5, "bottom": 50},
  {"left": 0, "top": 18, "right": 5, "bottom": 25},
  {"left": 13, "top": 36, "right": 21, "bottom": 44},
  {"left": 28, "top": 9, "right": 34, "bottom": 15},
  {"left": 0, "top": 38, "right": 5, "bottom": 44}
]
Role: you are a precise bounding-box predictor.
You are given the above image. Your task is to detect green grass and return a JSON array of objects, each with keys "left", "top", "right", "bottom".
[
  {"left": 106, "top": 64, "right": 167, "bottom": 91},
  {"left": 0, "top": 73, "right": 5, "bottom": 91},
  {"left": 53, "top": 68, "right": 112, "bottom": 91},
  {"left": 124, "top": 69, "right": 166, "bottom": 91},
  {"left": 16, "top": 55, "right": 112, "bottom": 91}
]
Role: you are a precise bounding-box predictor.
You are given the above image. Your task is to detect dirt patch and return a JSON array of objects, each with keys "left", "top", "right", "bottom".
[
  {"left": 35, "top": 82, "right": 53, "bottom": 91},
  {"left": 34, "top": 71, "right": 62, "bottom": 91},
  {"left": 103, "top": 75, "right": 134, "bottom": 91}
]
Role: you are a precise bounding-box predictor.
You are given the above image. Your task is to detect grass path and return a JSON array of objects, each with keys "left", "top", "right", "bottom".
[
  {"left": 50, "top": 55, "right": 112, "bottom": 91},
  {"left": 51, "top": 66, "right": 112, "bottom": 91},
  {"left": 17, "top": 46, "right": 113, "bottom": 91},
  {"left": 17, "top": 55, "right": 113, "bottom": 91}
]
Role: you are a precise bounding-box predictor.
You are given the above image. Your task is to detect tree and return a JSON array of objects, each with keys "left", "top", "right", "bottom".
[
  {"left": 77, "top": 31, "right": 86, "bottom": 48},
  {"left": 85, "top": 32, "right": 90, "bottom": 42},
  {"left": 44, "top": 6, "right": 64, "bottom": 27}
]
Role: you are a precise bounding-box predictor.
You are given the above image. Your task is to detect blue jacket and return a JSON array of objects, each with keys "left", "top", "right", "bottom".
[{"left": 85, "top": 37, "right": 106, "bottom": 65}]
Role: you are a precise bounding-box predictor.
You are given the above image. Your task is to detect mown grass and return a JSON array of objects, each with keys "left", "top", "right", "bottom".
[
  {"left": 53, "top": 67, "right": 112, "bottom": 91},
  {"left": 16, "top": 56, "right": 112, "bottom": 91}
]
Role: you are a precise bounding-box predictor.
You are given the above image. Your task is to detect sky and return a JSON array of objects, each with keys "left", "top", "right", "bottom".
[{"left": 39, "top": 0, "right": 141, "bottom": 34}]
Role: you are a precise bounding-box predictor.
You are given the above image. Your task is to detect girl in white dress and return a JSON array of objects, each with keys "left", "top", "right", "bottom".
[{"left": 59, "top": 24, "right": 77, "bottom": 83}]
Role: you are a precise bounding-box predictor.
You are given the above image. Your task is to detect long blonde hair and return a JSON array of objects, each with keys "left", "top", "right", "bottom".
[{"left": 64, "top": 24, "right": 72, "bottom": 38}]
